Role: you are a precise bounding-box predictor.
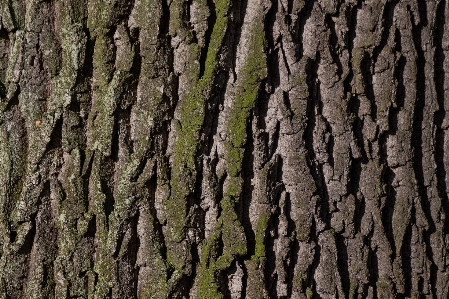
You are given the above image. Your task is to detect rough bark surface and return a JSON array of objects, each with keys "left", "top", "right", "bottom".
[{"left": 0, "top": 0, "right": 448, "bottom": 298}]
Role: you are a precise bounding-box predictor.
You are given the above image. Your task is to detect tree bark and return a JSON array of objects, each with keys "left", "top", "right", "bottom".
[{"left": 0, "top": 0, "right": 448, "bottom": 298}]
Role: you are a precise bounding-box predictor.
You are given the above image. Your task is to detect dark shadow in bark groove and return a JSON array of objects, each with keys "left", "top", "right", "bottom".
[
  {"left": 326, "top": 15, "right": 343, "bottom": 79},
  {"left": 410, "top": 7, "right": 439, "bottom": 297},
  {"left": 394, "top": 57, "right": 406, "bottom": 111},
  {"left": 388, "top": 107, "right": 400, "bottom": 135},
  {"left": 308, "top": 237, "right": 321, "bottom": 299},
  {"left": 198, "top": 0, "right": 216, "bottom": 78},
  {"left": 349, "top": 124, "right": 363, "bottom": 166},
  {"left": 434, "top": 0, "right": 449, "bottom": 234},
  {"left": 382, "top": 167, "right": 397, "bottom": 257},
  {"left": 372, "top": 0, "right": 400, "bottom": 64},
  {"left": 85, "top": 214, "right": 97, "bottom": 242},
  {"left": 321, "top": 119, "right": 334, "bottom": 170},
  {"left": 336, "top": 234, "right": 350, "bottom": 299},
  {"left": 349, "top": 95, "right": 369, "bottom": 184},
  {"left": 45, "top": 115, "right": 63, "bottom": 153},
  {"left": 81, "top": 151, "right": 94, "bottom": 212},
  {"left": 367, "top": 247, "right": 379, "bottom": 299},
  {"left": 18, "top": 215, "right": 37, "bottom": 257},
  {"left": 378, "top": 131, "right": 389, "bottom": 166},
  {"left": 349, "top": 153, "right": 363, "bottom": 229},
  {"left": 354, "top": 194, "right": 365, "bottom": 235},
  {"left": 0, "top": 34, "right": 6, "bottom": 97},
  {"left": 401, "top": 219, "right": 413, "bottom": 298},
  {"left": 99, "top": 156, "right": 115, "bottom": 230},
  {"left": 253, "top": 76, "right": 271, "bottom": 170},
  {"left": 146, "top": 163, "right": 169, "bottom": 264},
  {"left": 264, "top": 219, "right": 278, "bottom": 298},
  {"left": 360, "top": 53, "right": 378, "bottom": 121},
  {"left": 296, "top": 0, "right": 315, "bottom": 60},
  {"left": 115, "top": 214, "right": 140, "bottom": 298},
  {"left": 241, "top": 108, "right": 255, "bottom": 255},
  {"left": 267, "top": 48, "right": 281, "bottom": 91},
  {"left": 202, "top": 77, "right": 228, "bottom": 163},
  {"left": 75, "top": 29, "right": 95, "bottom": 123},
  {"left": 286, "top": 233, "right": 299, "bottom": 297},
  {"left": 266, "top": 160, "right": 283, "bottom": 298},
  {"left": 80, "top": 28, "right": 95, "bottom": 82},
  {"left": 217, "top": 266, "right": 228, "bottom": 299},
  {"left": 160, "top": 0, "right": 171, "bottom": 37},
  {"left": 304, "top": 57, "right": 331, "bottom": 224},
  {"left": 265, "top": 0, "right": 277, "bottom": 40},
  {"left": 344, "top": 1, "right": 361, "bottom": 96},
  {"left": 4, "top": 84, "right": 20, "bottom": 112},
  {"left": 239, "top": 259, "right": 248, "bottom": 299},
  {"left": 416, "top": 0, "right": 428, "bottom": 27},
  {"left": 429, "top": 2, "right": 447, "bottom": 296}
]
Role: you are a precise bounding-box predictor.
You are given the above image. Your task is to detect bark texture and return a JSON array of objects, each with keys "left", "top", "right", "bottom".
[{"left": 0, "top": 0, "right": 448, "bottom": 298}]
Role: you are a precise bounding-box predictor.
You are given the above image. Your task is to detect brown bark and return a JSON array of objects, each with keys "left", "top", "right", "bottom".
[{"left": 0, "top": 0, "right": 448, "bottom": 298}]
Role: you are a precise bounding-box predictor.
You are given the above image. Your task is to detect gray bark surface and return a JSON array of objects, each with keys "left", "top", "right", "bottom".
[{"left": 0, "top": 0, "right": 448, "bottom": 298}]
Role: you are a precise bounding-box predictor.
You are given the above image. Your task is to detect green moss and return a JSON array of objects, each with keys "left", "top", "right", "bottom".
[
  {"left": 196, "top": 227, "right": 222, "bottom": 297},
  {"left": 138, "top": 255, "right": 170, "bottom": 299},
  {"left": 7, "top": 0, "right": 25, "bottom": 29},
  {"left": 291, "top": 72, "right": 309, "bottom": 99},
  {"left": 216, "top": 196, "right": 247, "bottom": 267},
  {"left": 196, "top": 12, "right": 269, "bottom": 294},
  {"left": 226, "top": 143, "right": 243, "bottom": 178},
  {"left": 172, "top": 0, "right": 229, "bottom": 166},
  {"left": 253, "top": 212, "right": 268, "bottom": 261},
  {"left": 349, "top": 282, "right": 355, "bottom": 297},
  {"left": 292, "top": 274, "right": 305, "bottom": 289},
  {"left": 87, "top": 0, "right": 109, "bottom": 30},
  {"left": 93, "top": 30, "right": 115, "bottom": 86},
  {"left": 40, "top": 29, "right": 62, "bottom": 77},
  {"left": 196, "top": 195, "right": 246, "bottom": 297},
  {"left": 3, "top": 30, "right": 24, "bottom": 108},
  {"left": 377, "top": 281, "right": 391, "bottom": 294},
  {"left": 168, "top": 0, "right": 230, "bottom": 245},
  {"left": 224, "top": 176, "right": 243, "bottom": 199},
  {"left": 292, "top": 73, "right": 307, "bottom": 86},
  {"left": 225, "top": 12, "right": 266, "bottom": 176},
  {"left": 197, "top": 266, "right": 223, "bottom": 299},
  {"left": 168, "top": 0, "right": 184, "bottom": 38},
  {"left": 306, "top": 287, "right": 313, "bottom": 299},
  {"left": 0, "top": 127, "right": 10, "bottom": 239}
]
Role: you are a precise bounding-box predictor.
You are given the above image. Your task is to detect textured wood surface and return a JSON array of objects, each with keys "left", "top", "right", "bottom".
[{"left": 0, "top": 0, "right": 448, "bottom": 298}]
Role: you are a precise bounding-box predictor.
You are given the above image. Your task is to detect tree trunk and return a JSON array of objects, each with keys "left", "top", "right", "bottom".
[{"left": 0, "top": 0, "right": 448, "bottom": 298}]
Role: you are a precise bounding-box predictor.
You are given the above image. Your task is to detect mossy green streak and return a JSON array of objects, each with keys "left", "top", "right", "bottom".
[
  {"left": 168, "top": 0, "right": 230, "bottom": 267},
  {"left": 196, "top": 9, "right": 268, "bottom": 298}
]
